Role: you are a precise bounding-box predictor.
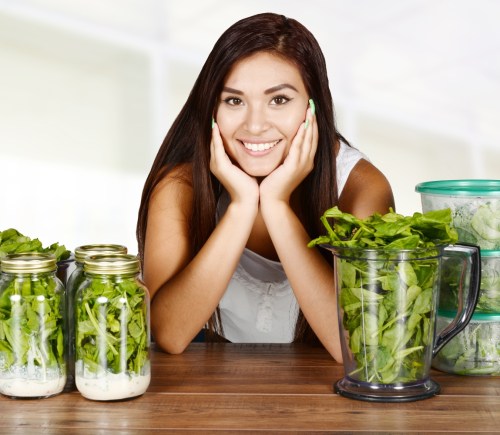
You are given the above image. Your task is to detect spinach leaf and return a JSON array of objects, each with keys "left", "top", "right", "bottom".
[{"left": 75, "top": 276, "right": 149, "bottom": 376}]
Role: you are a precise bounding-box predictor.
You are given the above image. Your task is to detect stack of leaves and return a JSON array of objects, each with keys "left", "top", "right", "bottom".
[
  {"left": 0, "top": 228, "right": 70, "bottom": 262},
  {"left": 76, "top": 276, "right": 149, "bottom": 377},
  {"left": 308, "top": 206, "right": 458, "bottom": 249},
  {"left": 0, "top": 272, "right": 65, "bottom": 377},
  {"left": 309, "top": 206, "right": 459, "bottom": 384}
]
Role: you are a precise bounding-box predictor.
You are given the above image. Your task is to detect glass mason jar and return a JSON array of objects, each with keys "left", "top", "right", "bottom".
[
  {"left": 74, "top": 254, "right": 150, "bottom": 401},
  {"left": 0, "top": 253, "right": 66, "bottom": 398},
  {"left": 65, "top": 244, "right": 127, "bottom": 391}
]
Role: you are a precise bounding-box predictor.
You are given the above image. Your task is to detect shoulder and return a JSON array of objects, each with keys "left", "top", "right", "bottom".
[
  {"left": 149, "top": 163, "right": 194, "bottom": 214},
  {"left": 338, "top": 158, "right": 395, "bottom": 219}
]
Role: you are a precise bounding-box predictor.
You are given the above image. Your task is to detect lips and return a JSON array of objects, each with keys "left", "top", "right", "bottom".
[{"left": 242, "top": 140, "right": 280, "bottom": 152}]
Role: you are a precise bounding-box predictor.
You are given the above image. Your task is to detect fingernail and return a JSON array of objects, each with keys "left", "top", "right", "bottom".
[
  {"left": 304, "top": 119, "right": 309, "bottom": 130},
  {"left": 309, "top": 98, "right": 316, "bottom": 116},
  {"left": 211, "top": 117, "right": 215, "bottom": 129}
]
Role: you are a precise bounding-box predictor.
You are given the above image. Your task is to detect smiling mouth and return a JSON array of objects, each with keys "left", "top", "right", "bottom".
[{"left": 242, "top": 140, "right": 280, "bottom": 152}]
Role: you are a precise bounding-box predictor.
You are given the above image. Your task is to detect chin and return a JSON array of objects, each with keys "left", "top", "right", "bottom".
[
  {"left": 243, "top": 166, "right": 276, "bottom": 178},
  {"left": 239, "top": 159, "right": 281, "bottom": 178}
]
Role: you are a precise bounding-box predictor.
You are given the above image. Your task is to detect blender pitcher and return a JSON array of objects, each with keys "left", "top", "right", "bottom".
[{"left": 324, "top": 243, "right": 480, "bottom": 402}]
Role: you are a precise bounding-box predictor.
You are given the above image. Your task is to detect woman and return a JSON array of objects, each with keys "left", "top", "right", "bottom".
[{"left": 136, "top": 13, "right": 394, "bottom": 360}]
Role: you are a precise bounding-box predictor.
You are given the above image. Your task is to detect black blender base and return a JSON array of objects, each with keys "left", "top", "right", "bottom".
[{"left": 334, "top": 377, "right": 441, "bottom": 402}]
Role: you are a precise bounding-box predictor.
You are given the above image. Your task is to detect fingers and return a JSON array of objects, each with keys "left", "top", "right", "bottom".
[
  {"left": 210, "top": 122, "right": 228, "bottom": 172},
  {"left": 287, "top": 103, "right": 318, "bottom": 169},
  {"left": 308, "top": 106, "right": 319, "bottom": 160}
]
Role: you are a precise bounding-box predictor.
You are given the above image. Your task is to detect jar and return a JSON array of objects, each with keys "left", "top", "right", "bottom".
[
  {"left": 0, "top": 253, "right": 66, "bottom": 398},
  {"left": 74, "top": 254, "right": 150, "bottom": 401},
  {"left": 64, "top": 244, "right": 127, "bottom": 391},
  {"left": 433, "top": 313, "right": 500, "bottom": 375},
  {"left": 439, "top": 249, "right": 500, "bottom": 314},
  {"left": 475, "top": 250, "right": 500, "bottom": 313},
  {"left": 416, "top": 179, "right": 500, "bottom": 250}
]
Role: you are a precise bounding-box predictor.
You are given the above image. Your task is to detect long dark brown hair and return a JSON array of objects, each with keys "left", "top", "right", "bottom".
[{"left": 137, "top": 13, "right": 348, "bottom": 344}]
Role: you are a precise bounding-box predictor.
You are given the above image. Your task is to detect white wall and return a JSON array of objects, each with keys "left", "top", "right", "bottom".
[{"left": 1, "top": 0, "right": 499, "bottom": 254}]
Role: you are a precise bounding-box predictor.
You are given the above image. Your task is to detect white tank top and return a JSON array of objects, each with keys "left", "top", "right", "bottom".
[{"left": 218, "top": 142, "right": 367, "bottom": 342}]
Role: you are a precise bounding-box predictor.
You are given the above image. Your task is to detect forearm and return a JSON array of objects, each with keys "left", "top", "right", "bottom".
[
  {"left": 260, "top": 200, "right": 342, "bottom": 361},
  {"left": 151, "top": 201, "right": 258, "bottom": 353}
]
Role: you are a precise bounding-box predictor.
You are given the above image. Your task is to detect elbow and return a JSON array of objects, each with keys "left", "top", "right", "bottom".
[
  {"left": 152, "top": 325, "right": 191, "bottom": 355},
  {"left": 162, "top": 341, "right": 189, "bottom": 355}
]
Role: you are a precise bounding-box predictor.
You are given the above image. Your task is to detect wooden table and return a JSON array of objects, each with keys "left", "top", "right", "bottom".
[{"left": 1, "top": 343, "right": 499, "bottom": 433}]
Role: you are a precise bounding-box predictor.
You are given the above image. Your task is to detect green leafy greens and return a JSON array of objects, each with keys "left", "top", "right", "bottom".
[
  {"left": 433, "top": 316, "right": 500, "bottom": 375},
  {"left": 75, "top": 276, "right": 149, "bottom": 377},
  {"left": 448, "top": 201, "right": 500, "bottom": 249},
  {"left": 309, "top": 206, "right": 458, "bottom": 384},
  {"left": 309, "top": 206, "right": 458, "bottom": 250},
  {"left": 0, "top": 272, "right": 65, "bottom": 377},
  {"left": 0, "top": 228, "right": 70, "bottom": 263}
]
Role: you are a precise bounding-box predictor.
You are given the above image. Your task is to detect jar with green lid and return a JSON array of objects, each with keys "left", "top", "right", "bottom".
[
  {"left": 74, "top": 254, "right": 150, "bottom": 401},
  {"left": 415, "top": 179, "right": 500, "bottom": 249},
  {"left": 0, "top": 253, "right": 66, "bottom": 398},
  {"left": 64, "top": 244, "right": 127, "bottom": 391}
]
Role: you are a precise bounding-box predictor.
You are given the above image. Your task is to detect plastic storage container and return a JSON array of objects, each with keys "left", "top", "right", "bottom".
[
  {"left": 439, "top": 250, "right": 500, "bottom": 314},
  {"left": 74, "top": 254, "right": 150, "bottom": 401},
  {"left": 415, "top": 179, "right": 500, "bottom": 249},
  {"left": 433, "top": 313, "right": 500, "bottom": 375},
  {"left": 416, "top": 180, "right": 500, "bottom": 375},
  {"left": 64, "top": 244, "right": 127, "bottom": 391},
  {"left": 0, "top": 253, "right": 66, "bottom": 398},
  {"left": 475, "top": 250, "right": 500, "bottom": 313}
]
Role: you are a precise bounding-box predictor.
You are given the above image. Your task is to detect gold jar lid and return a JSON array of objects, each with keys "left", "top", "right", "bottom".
[
  {"left": 74, "top": 244, "right": 128, "bottom": 263},
  {"left": 83, "top": 254, "right": 140, "bottom": 275},
  {"left": 1, "top": 252, "right": 57, "bottom": 274}
]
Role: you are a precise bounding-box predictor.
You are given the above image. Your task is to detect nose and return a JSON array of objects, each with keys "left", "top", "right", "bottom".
[{"left": 244, "top": 104, "right": 269, "bottom": 134}]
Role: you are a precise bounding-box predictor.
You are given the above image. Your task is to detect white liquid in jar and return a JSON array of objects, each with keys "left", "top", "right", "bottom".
[
  {"left": 0, "top": 375, "right": 66, "bottom": 398},
  {"left": 75, "top": 369, "right": 150, "bottom": 401}
]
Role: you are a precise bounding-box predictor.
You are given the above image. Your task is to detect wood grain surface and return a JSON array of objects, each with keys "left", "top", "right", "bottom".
[{"left": 1, "top": 343, "right": 499, "bottom": 433}]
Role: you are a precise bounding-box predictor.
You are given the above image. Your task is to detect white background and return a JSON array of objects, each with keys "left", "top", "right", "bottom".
[{"left": 1, "top": 0, "right": 499, "bottom": 255}]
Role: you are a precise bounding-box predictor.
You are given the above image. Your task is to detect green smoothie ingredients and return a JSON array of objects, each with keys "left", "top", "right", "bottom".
[
  {"left": 75, "top": 276, "right": 149, "bottom": 376},
  {"left": 433, "top": 315, "right": 500, "bottom": 376},
  {"left": 449, "top": 202, "right": 500, "bottom": 249},
  {"left": 309, "top": 207, "right": 458, "bottom": 384},
  {"left": 0, "top": 228, "right": 70, "bottom": 262},
  {"left": 0, "top": 253, "right": 66, "bottom": 388},
  {"left": 308, "top": 206, "right": 458, "bottom": 250}
]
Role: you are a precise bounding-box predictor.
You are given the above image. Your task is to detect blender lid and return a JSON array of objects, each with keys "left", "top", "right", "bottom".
[{"left": 415, "top": 179, "right": 500, "bottom": 196}]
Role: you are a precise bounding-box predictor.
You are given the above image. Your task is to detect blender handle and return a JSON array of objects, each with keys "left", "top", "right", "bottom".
[{"left": 432, "top": 243, "right": 481, "bottom": 357}]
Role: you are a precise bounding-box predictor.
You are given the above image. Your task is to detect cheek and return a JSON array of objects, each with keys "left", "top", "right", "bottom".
[
  {"left": 216, "top": 122, "right": 239, "bottom": 161},
  {"left": 279, "top": 111, "right": 305, "bottom": 138},
  {"left": 215, "top": 112, "right": 237, "bottom": 141},
  {"left": 215, "top": 117, "right": 233, "bottom": 148}
]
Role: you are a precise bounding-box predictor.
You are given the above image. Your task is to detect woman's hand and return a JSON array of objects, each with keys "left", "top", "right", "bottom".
[
  {"left": 259, "top": 105, "right": 318, "bottom": 204},
  {"left": 210, "top": 122, "right": 259, "bottom": 206}
]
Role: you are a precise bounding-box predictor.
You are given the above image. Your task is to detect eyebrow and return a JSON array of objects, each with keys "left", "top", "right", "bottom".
[
  {"left": 264, "top": 83, "right": 299, "bottom": 94},
  {"left": 221, "top": 83, "right": 299, "bottom": 95}
]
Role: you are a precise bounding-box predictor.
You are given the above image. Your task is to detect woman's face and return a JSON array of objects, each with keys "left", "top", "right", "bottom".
[{"left": 215, "top": 52, "right": 309, "bottom": 177}]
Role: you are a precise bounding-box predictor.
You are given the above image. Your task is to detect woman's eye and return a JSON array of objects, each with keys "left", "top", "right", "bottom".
[
  {"left": 224, "top": 97, "right": 243, "bottom": 106},
  {"left": 271, "top": 95, "right": 290, "bottom": 105}
]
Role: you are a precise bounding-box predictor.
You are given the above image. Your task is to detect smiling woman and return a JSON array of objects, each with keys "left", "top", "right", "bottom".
[{"left": 136, "top": 12, "right": 394, "bottom": 360}]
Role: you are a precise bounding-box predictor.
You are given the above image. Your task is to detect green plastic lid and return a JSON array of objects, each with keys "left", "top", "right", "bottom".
[
  {"left": 415, "top": 179, "right": 500, "bottom": 196},
  {"left": 481, "top": 250, "right": 500, "bottom": 258},
  {"left": 438, "top": 310, "right": 500, "bottom": 322}
]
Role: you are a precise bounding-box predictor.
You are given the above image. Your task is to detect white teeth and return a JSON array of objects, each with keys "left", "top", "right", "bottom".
[{"left": 243, "top": 141, "right": 278, "bottom": 152}]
